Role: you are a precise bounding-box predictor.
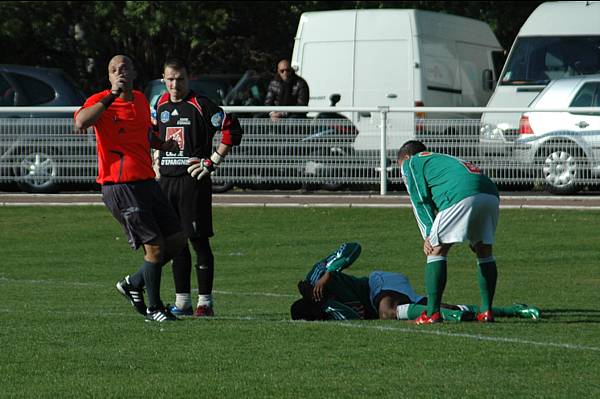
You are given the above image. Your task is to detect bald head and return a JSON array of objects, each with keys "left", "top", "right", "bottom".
[
  {"left": 108, "top": 55, "right": 136, "bottom": 94},
  {"left": 277, "top": 59, "right": 293, "bottom": 82},
  {"left": 108, "top": 55, "right": 133, "bottom": 72}
]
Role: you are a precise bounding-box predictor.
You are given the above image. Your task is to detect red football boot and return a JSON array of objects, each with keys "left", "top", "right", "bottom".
[
  {"left": 194, "top": 305, "right": 214, "bottom": 318},
  {"left": 414, "top": 311, "right": 443, "bottom": 324},
  {"left": 477, "top": 310, "right": 495, "bottom": 322}
]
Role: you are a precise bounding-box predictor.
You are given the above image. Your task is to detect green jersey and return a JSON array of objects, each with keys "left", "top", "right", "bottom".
[
  {"left": 401, "top": 151, "right": 498, "bottom": 238},
  {"left": 321, "top": 272, "right": 378, "bottom": 320}
]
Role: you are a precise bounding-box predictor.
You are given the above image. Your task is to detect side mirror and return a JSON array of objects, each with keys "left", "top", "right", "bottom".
[
  {"left": 482, "top": 69, "right": 494, "bottom": 92},
  {"left": 329, "top": 93, "right": 341, "bottom": 107}
]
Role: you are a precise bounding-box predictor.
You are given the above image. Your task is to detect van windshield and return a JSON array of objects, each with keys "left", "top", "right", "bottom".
[{"left": 500, "top": 36, "right": 600, "bottom": 86}]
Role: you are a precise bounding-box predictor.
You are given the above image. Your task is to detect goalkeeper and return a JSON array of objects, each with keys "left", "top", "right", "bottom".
[
  {"left": 291, "top": 243, "right": 540, "bottom": 322},
  {"left": 154, "top": 57, "right": 243, "bottom": 317}
]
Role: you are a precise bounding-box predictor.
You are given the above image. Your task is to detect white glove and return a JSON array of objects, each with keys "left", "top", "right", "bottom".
[{"left": 187, "top": 152, "right": 224, "bottom": 180}]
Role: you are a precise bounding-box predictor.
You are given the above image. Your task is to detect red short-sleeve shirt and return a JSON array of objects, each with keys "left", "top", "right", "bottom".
[{"left": 75, "top": 90, "right": 155, "bottom": 184}]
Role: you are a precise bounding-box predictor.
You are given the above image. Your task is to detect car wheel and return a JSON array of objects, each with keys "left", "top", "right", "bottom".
[
  {"left": 211, "top": 179, "right": 234, "bottom": 193},
  {"left": 12, "top": 150, "right": 60, "bottom": 193},
  {"left": 540, "top": 144, "right": 585, "bottom": 195}
]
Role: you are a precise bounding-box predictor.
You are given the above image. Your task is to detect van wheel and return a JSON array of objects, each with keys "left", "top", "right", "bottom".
[
  {"left": 12, "top": 150, "right": 60, "bottom": 193},
  {"left": 539, "top": 143, "right": 585, "bottom": 195}
]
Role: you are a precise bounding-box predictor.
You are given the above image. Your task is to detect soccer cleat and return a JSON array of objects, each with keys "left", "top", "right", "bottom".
[
  {"left": 477, "top": 310, "right": 495, "bottom": 322},
  {"left": 169, "top": 305, "right": 193, "bottom": 317},
  {"left": 116, "top": 275, "right": 147, "bottom": 316},
  {"left": 194, "top": 305, "right": 214, "bottom": 318},
  {"left": 146, "top": 305, "right": 179, "bottom": 323},
  {"left": 414, "top": 311, "right": 443, "bottom": 324},
  {"left": 513, "top": 303, "right": 541, "bottom": 320}
]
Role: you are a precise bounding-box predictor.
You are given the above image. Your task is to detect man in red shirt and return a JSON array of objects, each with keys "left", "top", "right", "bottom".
[{"left": 75, "top": 55, "right": 185, "bottom": 322}]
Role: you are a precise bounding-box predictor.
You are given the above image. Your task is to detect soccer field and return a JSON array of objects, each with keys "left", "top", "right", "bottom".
[{"left": 1, "top": 206, "right": 599, "bottom": 398}]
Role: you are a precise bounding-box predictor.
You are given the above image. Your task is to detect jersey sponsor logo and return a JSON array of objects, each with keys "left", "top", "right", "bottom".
[
  {"left": 160, "top": 110, "right": 170, "bottom": 123},
  {"left": 461, "top": 160, "right": 482, "bottom": 174},
  {"left": 160, "top": 157, "right": 189, "bottom": 166},
  {"left": 211, "top": 111, "right": 223, "bottom": 128},
  {"left": 177, "top": 118, "right": 191, "bottom": 125},
  {"left": 418, "top": 151, "right": 433, "bottom": 157},
  {"left": 166, "top": 126, "right": 185, "bottom": 155}
]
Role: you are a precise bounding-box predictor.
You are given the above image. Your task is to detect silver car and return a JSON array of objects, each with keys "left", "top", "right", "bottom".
[{"left": 514, "top": 74, "right": 600, "bottom": 194}]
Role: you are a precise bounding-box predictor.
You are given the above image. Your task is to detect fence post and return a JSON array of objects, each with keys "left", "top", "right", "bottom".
[{"left": 378, "top": 106, "right": 389, "bottom": 196}]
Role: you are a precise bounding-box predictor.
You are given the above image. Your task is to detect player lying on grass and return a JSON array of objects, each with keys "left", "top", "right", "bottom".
[{"left": 290, "top": 243, "right": 540, "bottom": 322}]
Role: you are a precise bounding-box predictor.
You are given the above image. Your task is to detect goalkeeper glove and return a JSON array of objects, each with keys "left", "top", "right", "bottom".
[{"left": 187, "top": 151, "right": 224, "bottom": 180}]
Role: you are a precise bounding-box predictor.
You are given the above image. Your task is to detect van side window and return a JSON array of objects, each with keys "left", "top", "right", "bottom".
[{"left": 6, "top": 73, "right": 55, "bottom": 105}]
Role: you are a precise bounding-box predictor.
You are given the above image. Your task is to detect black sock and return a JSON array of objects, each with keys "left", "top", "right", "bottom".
[
  {"left": 142, "top": 260, "right": 165, "bottom": 310},
  {"left": 191, "top": 238, "right": 214, "bottom": 295},
  {"left": 172, "top": 244, "right": 192, "bottom": 294},
  {"left": 129, "top": 269, "right": 145, "bottom": 289}
]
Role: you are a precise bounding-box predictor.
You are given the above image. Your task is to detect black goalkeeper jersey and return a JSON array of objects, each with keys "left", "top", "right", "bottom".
[{"left": 154, "top": 90, "right": 242, "bottom": 177}]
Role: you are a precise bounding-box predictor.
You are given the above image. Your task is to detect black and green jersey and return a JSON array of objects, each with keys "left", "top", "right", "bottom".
[
  {"left": 303, "top": 243, "right": 376, "bottom": 320},
  {"left": 401, "top": 151, "right": 498, "bottom": 238},
  {"left": 321, "top": 272, "right": 378, "bottom": 320}
]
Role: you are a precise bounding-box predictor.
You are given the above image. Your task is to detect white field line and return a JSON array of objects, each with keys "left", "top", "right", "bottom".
[{"left": 1, "top": 276, "right": 599, "bottom": 353}]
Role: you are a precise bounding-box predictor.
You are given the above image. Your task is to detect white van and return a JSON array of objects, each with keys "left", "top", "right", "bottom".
[
  {"left": 480, "top": 1, "right": 600, "bottom": 152},
  {"left": 291, "top": 9, "right": 503, "bottom": 151}
]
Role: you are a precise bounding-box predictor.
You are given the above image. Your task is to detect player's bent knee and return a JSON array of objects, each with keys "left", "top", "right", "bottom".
[
  {"left": 143, "top": 242, "right": 164, "bottom": 263},
  {"left": 473, "top": 242, "right": 493, "bottom": 258}
]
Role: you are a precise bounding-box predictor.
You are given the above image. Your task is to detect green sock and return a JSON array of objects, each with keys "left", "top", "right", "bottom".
[
  {"left": 407, "top": 303, "right": 464, "bottom": 321},
  {"left": 477, "top": 257, "right": 497, "bottom": 312},
  {"left": 425, "top": 257, "right": 447, "bottom": 316}
]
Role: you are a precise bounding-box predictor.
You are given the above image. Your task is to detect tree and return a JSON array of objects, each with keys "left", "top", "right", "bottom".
[{"left": 0, "top": 1, "right": 544, "bottom": 94}]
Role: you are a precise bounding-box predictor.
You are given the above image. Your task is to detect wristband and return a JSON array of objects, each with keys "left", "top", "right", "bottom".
[
  {"left": 210, "top": 151, "right": 224, "bottom": 165},
  {"left": 99, "top": 92, "right": 118, "bottom": 108}
]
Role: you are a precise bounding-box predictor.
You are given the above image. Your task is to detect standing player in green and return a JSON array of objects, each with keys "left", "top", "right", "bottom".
[{"left": 398, "top": 140, "right": 500, "bottom": 324}]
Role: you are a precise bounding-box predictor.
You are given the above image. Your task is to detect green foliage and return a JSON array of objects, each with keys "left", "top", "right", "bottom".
[
  {"left": 0, "top": 206, "right": 599, "bottom": 397},
  {"left": 0, "top": 1, "right": 543, "bottom": 94}
]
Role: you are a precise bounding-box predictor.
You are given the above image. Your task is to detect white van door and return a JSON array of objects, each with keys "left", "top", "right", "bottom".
[
  {"left": 353, "top": 40, "right": 413, "bottom": 150},
  {"left": 300, "top": 41, "right": 354, "bottom": 108}
]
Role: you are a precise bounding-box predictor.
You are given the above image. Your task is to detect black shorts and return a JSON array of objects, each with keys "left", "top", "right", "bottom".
[
  {"left": 102, "top": 180, "right": 182, "bottom": 250},
  {"left": 159, "top": 174, "right": 214, "bottom": 239}
]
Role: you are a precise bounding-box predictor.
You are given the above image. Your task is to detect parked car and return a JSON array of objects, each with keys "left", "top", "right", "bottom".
[
  {"left": 514, "top": 74, "right": 600, "bottom": 194},
  {"left": 0, "top": 65, "right": 87, "bottom": 193},
  {"left": 223, "top": 70, "right": 270, "bottom": 107},
  {"left": 144, "top": 73, "right": 241, "bottom": 108},
  {"left": 0, "top": 64, "right": 85, "bottom": 109}
]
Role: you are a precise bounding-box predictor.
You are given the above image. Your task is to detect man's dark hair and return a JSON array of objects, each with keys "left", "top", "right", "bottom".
[
  {"left": 290, "top": 298, "right": 327, "bottom": 321},
  {"left": 398, "top": 140, "right": 428, "bottom": 160},
  {"left": 163, "top": 57, "right": 188, "bottom": 72}
]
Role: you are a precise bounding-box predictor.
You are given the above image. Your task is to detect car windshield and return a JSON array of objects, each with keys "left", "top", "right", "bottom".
[
  {"left": 500, "top": 36, "right": 600, "bottom": 86},
  {"left": 224, "top": 70, "right": 269, "bottom": 106}
]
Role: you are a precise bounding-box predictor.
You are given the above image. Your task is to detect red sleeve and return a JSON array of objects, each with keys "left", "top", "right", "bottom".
[{"left": 73, "top": 90, "right": 108, "bottom": 120}]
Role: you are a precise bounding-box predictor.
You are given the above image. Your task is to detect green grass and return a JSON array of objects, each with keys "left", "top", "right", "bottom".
[{"left": 1, "top": 206, "right": 599, "bottom": 398}]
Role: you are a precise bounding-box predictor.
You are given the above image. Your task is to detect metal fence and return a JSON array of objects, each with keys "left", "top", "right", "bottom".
[{"left": 0, "top": 106, "right": 599, "bottom": 194}]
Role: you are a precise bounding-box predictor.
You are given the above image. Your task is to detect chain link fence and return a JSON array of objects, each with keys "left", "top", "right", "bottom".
[{"left": 0, "top": 110, "right": 598, "bottom": 194}]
